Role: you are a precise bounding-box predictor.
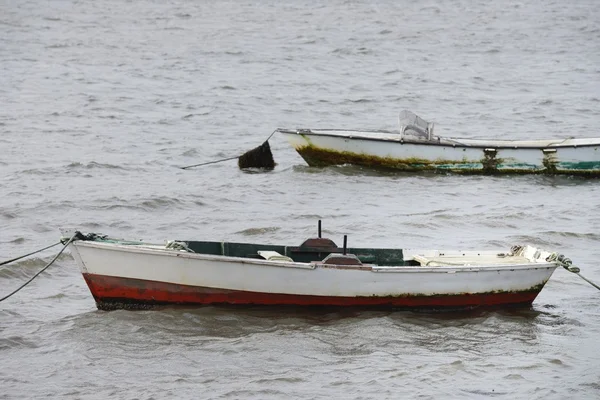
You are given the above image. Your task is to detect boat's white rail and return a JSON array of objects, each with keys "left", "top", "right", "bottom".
[
  {"left": 72, "top": 240, "right": 318, "bottom": 269},
  {"left": 280, "top": 128, "right": 600, "bottom": 148},
  {"left": 71, "top": 240, "right": 557, "bottom": 273}
]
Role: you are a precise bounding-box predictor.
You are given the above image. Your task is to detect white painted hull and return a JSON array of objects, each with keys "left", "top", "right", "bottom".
[
  {"left": 70, "top": 240, "right": 558, "bottom": 310},
  {"left": 279, "top": 129, "right": 600, "bottom": 175}
]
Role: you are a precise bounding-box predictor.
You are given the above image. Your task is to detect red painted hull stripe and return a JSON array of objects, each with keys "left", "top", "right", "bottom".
[{"left": 82, "top": 273, "right": 542, "bottom": 308}]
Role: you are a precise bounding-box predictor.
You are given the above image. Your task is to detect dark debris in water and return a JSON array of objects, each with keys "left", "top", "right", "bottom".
[{"left": 238, "top": 141, "right": 275, "bottom": 170}]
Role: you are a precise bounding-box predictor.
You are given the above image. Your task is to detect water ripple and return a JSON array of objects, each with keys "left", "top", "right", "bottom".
[{"left": 1, "top": 0, "right": 599, "bottom": 398}]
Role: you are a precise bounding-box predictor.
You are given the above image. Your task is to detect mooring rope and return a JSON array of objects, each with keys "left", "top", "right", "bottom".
[
  {"left": 571, "top": 271, "right": 600, "bottom": 291},
  {"left": 549, "top": 253, "right": 600, "bottom": 291},
  {"left": 179, "top": 129, "right": 279, "bottom": 170},
  {"left": 0, "top": 241, "right": 61, "bottom": 268},
  {"left": 0, "top": 233, "right": 79, "bottom": 303},
  {"left": 180, "top": 155, "right": 239, "bottom": 169}
]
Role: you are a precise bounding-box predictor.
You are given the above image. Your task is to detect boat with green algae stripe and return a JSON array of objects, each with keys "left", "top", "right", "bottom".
[{"left": 278, "top": 110, "right": 600, "bottom": 176}]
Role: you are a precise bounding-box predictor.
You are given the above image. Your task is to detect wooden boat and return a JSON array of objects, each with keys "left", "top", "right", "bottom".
[
  {"left": 65, "top": 224, "right": 561, "bottom": 311},
  {"left": 278, "top": 111, "right": 600, "bottom": 176}
]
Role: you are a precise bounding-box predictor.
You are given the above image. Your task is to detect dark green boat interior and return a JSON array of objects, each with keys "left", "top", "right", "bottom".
[{"left": 181, "top": 238, "right": 409, "bottom": 266}]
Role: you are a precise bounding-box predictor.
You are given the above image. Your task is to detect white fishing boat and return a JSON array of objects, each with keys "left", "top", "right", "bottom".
[
  {"left": 64, "top": 223, "right": 561, "bottom": 311},
  {"left": 278, "top": 111, "right": 600, "bottom": 176}
]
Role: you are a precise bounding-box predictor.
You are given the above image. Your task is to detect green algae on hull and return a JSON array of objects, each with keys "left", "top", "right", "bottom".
[
  {"left": 297, "top": 145, "right": 477, "bottom": 170},
  {"left": 295, "top": 145, "right": 600, "bottom": 176},
  {"left": 377, "top": 282, "right": 549, "bottom": 299}
]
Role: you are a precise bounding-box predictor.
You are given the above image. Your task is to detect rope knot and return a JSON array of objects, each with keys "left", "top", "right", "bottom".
[{"left": 165, "top": 241, "right": 194, "bottom": 253}]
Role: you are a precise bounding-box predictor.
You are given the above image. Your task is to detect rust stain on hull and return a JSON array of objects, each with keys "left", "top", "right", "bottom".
[
  {"left": 295, "top": 145, "right": 600, "bottom": 176},
  {"left": 83, "top": 273, "right": 546, "bottom": 311}
]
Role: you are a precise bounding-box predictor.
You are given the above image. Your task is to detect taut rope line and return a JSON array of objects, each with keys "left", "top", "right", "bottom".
[
  {"left": 549, "top": 253, "right": 600, "bottom": 292},
  {"left": 0, "top": 241, "right": 61, "bottom": 268},
  {"left": 0, "top": 233, "right": 78, "bottom": 303},
  {"left": 180, "top": 155, "right": 239, "bottom": 169}
]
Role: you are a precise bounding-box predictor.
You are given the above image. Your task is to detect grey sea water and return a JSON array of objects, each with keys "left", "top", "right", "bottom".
[{"left": 1, "top": 0, "right": 599, "bottom": 398}]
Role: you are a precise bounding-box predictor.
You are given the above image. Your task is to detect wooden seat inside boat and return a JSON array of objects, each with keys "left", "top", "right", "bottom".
[
  {"left": 318, "top": 253, "right": 363, "bottom": 266},
  {"left": 257, "top": 251, "right": 293, "bottom": 262}
]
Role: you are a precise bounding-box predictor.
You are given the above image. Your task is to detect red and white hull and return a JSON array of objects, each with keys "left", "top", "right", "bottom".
[{"left": 70, "top": 240, "right": 558, "bottom": 311}]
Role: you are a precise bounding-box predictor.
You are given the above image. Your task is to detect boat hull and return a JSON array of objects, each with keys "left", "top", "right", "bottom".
[
  {"left": 280, "top": 130, "right": 600, "bottom": 176},
  {"left": 71, "top": 241, "right": 557, "bottom": 311},
  {"left": 83, "top": 273, "right": 543, "bottom": 311}
]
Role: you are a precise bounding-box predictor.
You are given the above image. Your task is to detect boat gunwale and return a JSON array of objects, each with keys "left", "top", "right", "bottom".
[
  {"left": 277, "top": 128, "right": 600, "bottom": 150},
  {"left": 71, "top": 240, "right": 559, "bottom": 273}
]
